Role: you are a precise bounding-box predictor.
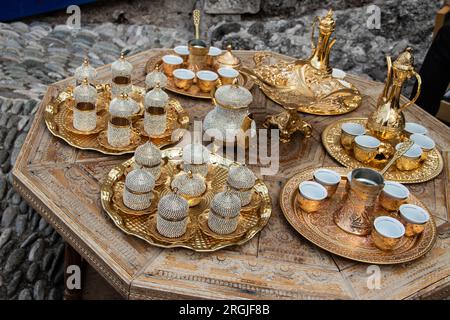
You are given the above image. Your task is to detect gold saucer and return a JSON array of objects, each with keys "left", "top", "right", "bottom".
[
  {"left": 322, "top": 117, "right": 444, "bottom": 183},
  {"left": 100, "top": 148, "right": 272, "bottom": 252},
  {"left": 62, "top": 110, "right": 107, "bottom": 135},
  {"left": 97, "top": 130, "right": 142, "bottom": 152},
  {"left": 280, "top": 166, "right": 437, "bottom": 264},
  {"left": 197, "top": 210, "right": 249, "bottom": 240}
]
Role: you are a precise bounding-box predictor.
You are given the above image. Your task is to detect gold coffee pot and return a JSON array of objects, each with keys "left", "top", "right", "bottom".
[
  {"left": 366, "top": 47, "right": 422, "bottom": 142},
  {"left": 187, "top": 9, "right": 209, "bottom": 71},
  {"left": 307, "top": 9, "right": 336, "bottom": 74}
]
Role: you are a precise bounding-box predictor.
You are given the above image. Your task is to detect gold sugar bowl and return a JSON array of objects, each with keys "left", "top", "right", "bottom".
[
  {"left": 170, "top": 170, "right": 207, "bottom": 207},
  {"left": 214, "top": 44, "right": 241, "bottom": 70}
]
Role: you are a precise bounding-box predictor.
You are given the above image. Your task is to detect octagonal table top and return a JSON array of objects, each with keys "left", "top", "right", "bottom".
[{"left": 12, "top": 49, "right": 450, "bottom": 300}]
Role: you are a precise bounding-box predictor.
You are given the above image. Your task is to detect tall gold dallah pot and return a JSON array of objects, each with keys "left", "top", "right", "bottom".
[{"left": 366, "top": 47, "right": 422, "bottom": 143}]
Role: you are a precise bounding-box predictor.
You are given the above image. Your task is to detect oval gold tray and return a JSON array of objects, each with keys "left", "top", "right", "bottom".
[
  {"left": 280, "top": 167, "right": 437, "bottom": 265},
  {"left": 100, "top": 148, "right": 272, "bottom": 252},
  {"left": 145, "top": 51, "right": 254, "bottom": 99},
  {"left": 322, "top": 117, "right": 444, "bottom": 184},
  {"left": 247, "top": 52, "right": 362, "bottom": 115},
  {"left": 44, "top": 85, "right": 189, "bottom": 155}
]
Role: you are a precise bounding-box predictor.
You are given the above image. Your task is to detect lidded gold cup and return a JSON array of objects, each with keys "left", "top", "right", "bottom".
[
  {"left": 227, "top": 164, "right": 256, "bottom": 206},
  {"left": 208, "top": 189, "right": 241, "bottom": 235},
  {"left": 156, "top": 190, "right": 189, "bottom": 238},
  {"left": 73, "top": 78, "right": 97, "bottom": 132},
  {"left": 133, "top": 141, "right": 162, "bottom": 180}
]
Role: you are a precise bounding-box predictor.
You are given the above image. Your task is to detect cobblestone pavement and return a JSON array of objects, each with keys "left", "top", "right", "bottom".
[{"left": 0, "top": 0, "right": 443, "bottom": 299}]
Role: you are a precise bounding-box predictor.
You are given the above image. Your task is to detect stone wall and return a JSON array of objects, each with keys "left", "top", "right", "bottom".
[{"left": 0, "top": 0, "right": 444, "bottom": 299}]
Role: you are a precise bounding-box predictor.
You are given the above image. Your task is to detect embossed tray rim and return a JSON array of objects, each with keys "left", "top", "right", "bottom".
[
  {"left": 44, "top": 85, "right": 189, "bottom": 155},
  {"left": 280, "top": 166, "right": 437, "bottom": 265},
  {"left": 321, "top": 117, "right": 444, "bottom": 184},
  {"left": 100, "top": 148, "right": 273, "bottom": 252}
]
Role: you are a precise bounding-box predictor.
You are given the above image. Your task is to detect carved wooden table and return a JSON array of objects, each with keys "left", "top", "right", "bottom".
[{"left": 12, "top": 49, "right": 450, "bottom": 300}]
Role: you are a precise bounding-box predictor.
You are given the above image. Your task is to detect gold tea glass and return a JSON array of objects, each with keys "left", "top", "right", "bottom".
[
  {"left": 218, "top": 67, "right": 239, "bottom": 85},
  {"left": 297, "top": 181, "right": 327, "bottom": 213},
  {"left": 313, "top": 168, "right": 341, "bottom": 198},
  {"left": 196, "top": 70, "right": 218, "bottom": 93},
  {"left": 162, "top": 55, "right": 183, "bottom": 77},
  {"left": 353, "top": 135, "right": 380, "bottom": 164},
  {"left": 340, "top": 122, "right": 365, "bottom": 151},
  {"left": 395, "top": 142, "right": 422, "bottom": 171},
  {"left": 173, "top": 69, "right": 195, "bottom": 90},
  {"left": 206, "top": 46, "right": 222, "bottom": 67},
  {"left": 372, "top": 216, "right": 405, "bottom": 251},
  {"left": 399, "top": 204, "right": 430, "bottom": 237},
  {"left": 379, "top": 181, "right": 409, "bottom": 211},
  {"left": 410, "top": 133, "right": 435, "bottom": 161},
  {"left": 174, "top": 45, "right": 190, "bottom": 64}
]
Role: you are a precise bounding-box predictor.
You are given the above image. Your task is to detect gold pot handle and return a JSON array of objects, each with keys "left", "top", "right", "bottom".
[{"left": 399, "top": 71, "right": 421, "bottom": 111}]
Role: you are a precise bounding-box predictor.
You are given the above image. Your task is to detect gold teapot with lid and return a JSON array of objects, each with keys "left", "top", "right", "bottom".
[
  {"left": 214, "top": 44, "right": 241, "bottom": 70},
  {"left": 367, "top": 47, "right": 422, "bottom": 143}
]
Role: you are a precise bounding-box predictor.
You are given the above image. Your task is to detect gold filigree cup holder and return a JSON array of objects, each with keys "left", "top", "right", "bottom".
[
  {"left": 44, "top": 85, "right": 189, "bottom": 155},
  {"left": 322, "top": 117, "right": 444, "bottom": 183},
  {"left": 249, "top": 52, "right": 362, "bottom": 115},
  {"left": 100, "top": 148, "right": 272, "bottom": 252},
  {"left": 280, "top": 167, "right": 437, "bottom": 264},
  {"left": 145, "top": 51, "right": 253, "bottom": 99}
]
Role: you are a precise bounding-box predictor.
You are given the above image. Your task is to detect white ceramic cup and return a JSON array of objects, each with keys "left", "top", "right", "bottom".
[
  {"left": 313, "top": 169, "right": 341, "bottom": 197},
  {"left": 162, "top": 54, "right": 183, "bottom": 65},
  {"left": 399, "top": 204, "right": 430, "bottom": 237},
  {"left": 196, "top": 70, "right": 218, "bottom": 81},
  {"left": 342, "top": 122, "right": 366, "bottom": 136},
  {"left": 297, "top": 181, "right": 327, "bottom": 213},
  {"left": 355, "top": 135, "right": 381, "bottom": 149},
  {"left": 404, "top": 122, "right": 428, "bottom": 136},
  {"left": 410, "top": 133, "right": 435, "bottom": 152},
  {"left": 173, "top": 68, "right": 195, "bottom": 80},
  {"left": 380, "top": 181, "right": 410, "bottom": 211},
  {"left": 208, "top": 46, "right": 222, "bottom": 57},
  {"left": 218, "top": 67, "right": 239, "bottom": 84},
  {"left": 174, "top": 45, "right": 189, "bottom": 56},
  {"left": 374, "top": 216, "right": 405, "bottom": 238},
  {"left": 395, "top": 142, "right": 422, "bottom": 158}
]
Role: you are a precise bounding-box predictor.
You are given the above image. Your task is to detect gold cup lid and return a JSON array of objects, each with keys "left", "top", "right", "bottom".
[{"left": 216, "top": 45, "right": 241, "bottom": 68}]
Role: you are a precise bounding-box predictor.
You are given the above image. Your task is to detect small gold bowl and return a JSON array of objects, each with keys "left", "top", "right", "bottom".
[
  {"left": 196, "top": 70, "right": 218, "bottom": 93},
  {"left": 371, "top": 216, "right": 405, "bottom": 251},
  {"left": 395, "top": 142, "right": 422, "bottom": 171},
  {"left": 297, "top": 181, "right": 327, "bottom": 213},
  {"left": 340, "top": 122, "right": 365, "bottom": 151},
  {"left": 399, "top": 204, "right": 430, "bottom": 237},
  {"left": 173, "top": 69, "right": 195, "bottom": 90},
  {"left": 162, "top": 55, "right": 183, "bottom": 77},
  {"left": 379, "top": 181, "right": 409, "bottom": 211},
  {"left": 353, "top": 135, "right": 380, "bottom": 164},
  {"left": 312, "top": 168, "right": 341, "bottom": 198},
  {"left": 217, "top": 67, "right": 239, "bottom": 85}
]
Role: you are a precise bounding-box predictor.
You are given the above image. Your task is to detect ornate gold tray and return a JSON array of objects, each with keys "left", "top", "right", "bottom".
[
  {"left": 44, "top": 85, "right": 189, "bottom": 155},
  {"left": 280, "top": 166, "right": 437, "bottom": 264},
  {"left": 100, "top": 148, "right": 272, "bottom": 252},
  {"left": 322, "top": 117, "right": 444, "bottom": 183},
  {"left": 244, "top": 52, "right": 362, "bottom": 115},
  {"left": 145, "top": 51, "right": 254, "bottom": 99}
]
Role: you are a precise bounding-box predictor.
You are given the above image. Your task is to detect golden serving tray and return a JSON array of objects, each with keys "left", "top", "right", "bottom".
[
  {"left": 322, "top": 117, "right": 444, "bottom": 184},
  {"left": 245, "top": 52, "right": 362, "bottom": 115},
  {"left": 145, "top": 51, "right": 254, "bottom": 99},
  {"left": 280, "top": 166, "right": 437, "bottom": 264},
  {"left": 44, "top": 85, "right": 190, "bottom": 155},
  {"left": 100, "top": 148, "right": 272, "bottom": 252}
]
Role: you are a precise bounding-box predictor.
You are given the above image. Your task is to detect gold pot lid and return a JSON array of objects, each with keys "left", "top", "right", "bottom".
[
  {"left": 393, "top": 47, "right": 415, "bottom": 72},
  {"left": 214, "top": 82, "right": 253, "bottom": 109},
  {"left": 73, "top": 78, "right": 97, "bottom": 104},
  {"left": 74, "top": 57, "right": 97, "bottom": 83},
  {"left": 135, "top": 141, "right": 161, "bottom": 167},
  {"left": 216, "top": 45, "right": 241, "bottom": 68},
  {"left": 227, "top": 164, "right": 255, "bottom": 190},
  {"left": 144, "top": 84, "right": 169, "bottom": 108},
  {"left": 109, "top": 93, "right": 139, "bottom": 117},
  {"left": 318, "top": 9, "right": 336, "bottom": 34}
]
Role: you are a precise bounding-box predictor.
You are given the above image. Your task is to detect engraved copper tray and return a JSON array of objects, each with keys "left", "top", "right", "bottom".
[
  {"left": 322, "top": 117, "right": 444, "bottom": 183},
  {"left": 280, "top": 166, "right": 437, "bottom": 264},
  {"left": 145, "top": 51, "right": 254, "bottom": 99},
  {"left": 100, "top": 148, "right": 272, "bottom": 252},
  {"left": 245, "top": 52, "right": 362, "bottom": 115},
  {"left": 44, "top": 85, "right": 189, "bottom": 155}
]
